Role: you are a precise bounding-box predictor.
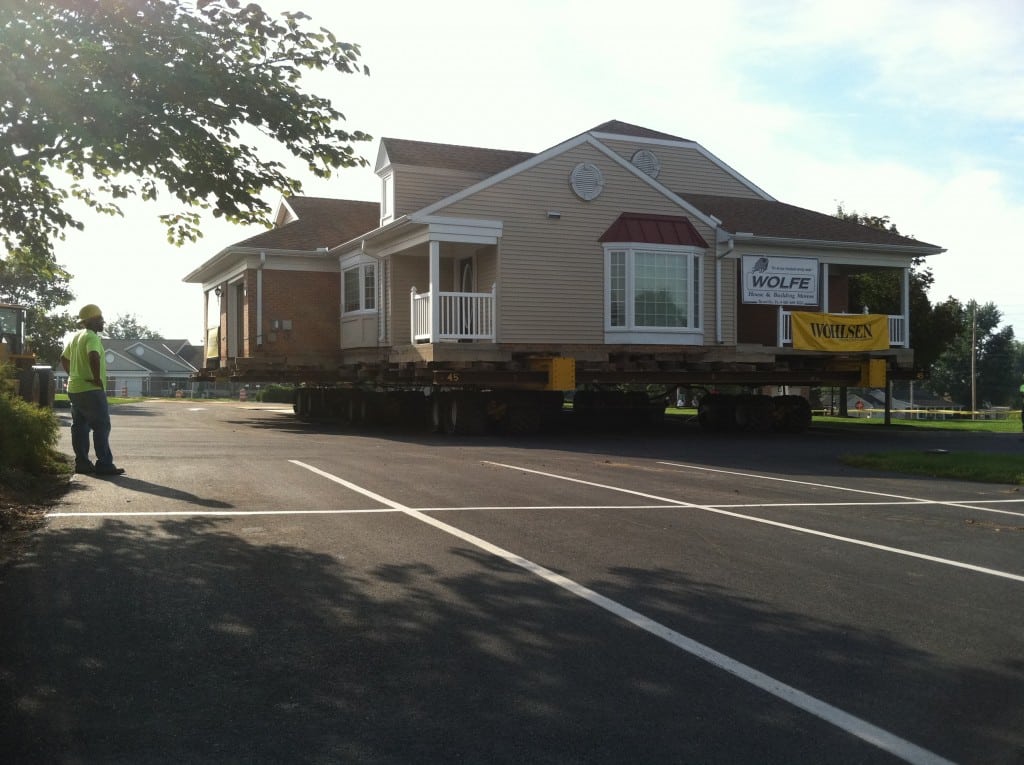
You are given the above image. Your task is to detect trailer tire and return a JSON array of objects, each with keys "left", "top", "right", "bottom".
[
  {"left": 698, "top": 394, "right": 737, "bottom": 431},
  {"left": 773, "top": 395, "right": 812, "bottom": 433},
  {"left": 505, "top": 405, "right": 543, "bottom": 435},
  {"left": 294, "top": 388, "right": 311, "bottom": 419},
  {"left": 446, "top": 394, "right": 487, "bottom": 435},
  {"left": 430, "top": 394, "right": 448, "bottom": 433},
  {"left": 735, "top": 394, "right": 773, "bottom": 432}
]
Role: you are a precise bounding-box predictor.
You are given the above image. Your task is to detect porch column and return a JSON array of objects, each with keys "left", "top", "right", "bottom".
[
  {"left": 901, "top": 266, "right": 910, "bottom": 348},
  {"left": 821, "top": 263, "right": 829, "bottom": 313},
  {"left": 429, "top": 239, "right": 440, "bottom": 342}
]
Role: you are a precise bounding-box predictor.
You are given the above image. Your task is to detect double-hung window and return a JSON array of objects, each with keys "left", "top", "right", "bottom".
[
  {"left": 343, "top": 261, "right": 376, "bottom": 314},
  {"left": 605, "top": 245, "right": 703, "bottom": 344}
]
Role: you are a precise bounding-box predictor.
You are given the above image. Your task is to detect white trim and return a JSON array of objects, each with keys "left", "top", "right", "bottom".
[
  {"left": 604, "top": 244, "right": 704, "bottom": 342},
  {"left": 380, "top": 170, "right": 393, "bottom": 225},
  {"left": 342, "top": 260, "right": 377, "bottom": 315},
  {"left": 733, "top": 234, "right": 944, "bottom": 257}
]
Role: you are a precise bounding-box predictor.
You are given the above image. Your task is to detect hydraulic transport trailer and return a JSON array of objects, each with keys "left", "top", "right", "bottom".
[{"left": 278, "top": 352, "right": 912, "bottom": 436}]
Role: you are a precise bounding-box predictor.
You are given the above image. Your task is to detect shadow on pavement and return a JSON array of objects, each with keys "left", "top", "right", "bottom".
[{"left": 1, "top": 516, "right": 1018, "bottom": 763}]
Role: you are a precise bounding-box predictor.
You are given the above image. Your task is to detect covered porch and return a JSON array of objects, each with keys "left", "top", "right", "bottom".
[
  {"left": 364, "top": 214, "right": 503, "bottom": 346},
  {"left": 411, "top": 282, "right": 495, "bottom": 342}
]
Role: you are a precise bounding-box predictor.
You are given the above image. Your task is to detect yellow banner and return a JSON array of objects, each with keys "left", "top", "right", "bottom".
[
  {"left": 205, "top": 326, "right": 220, "bottom": 360},
  {"left": 791, "top": 312, "right": 889, "bottom": 351}
]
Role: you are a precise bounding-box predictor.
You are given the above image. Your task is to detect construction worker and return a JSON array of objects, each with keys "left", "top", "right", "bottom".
[{"left": 60, "top": 304, "right": 125, "bottom": 476}]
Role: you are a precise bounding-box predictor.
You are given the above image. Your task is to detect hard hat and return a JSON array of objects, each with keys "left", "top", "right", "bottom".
[{"left": 77, "top": 304, "right": 103, "bottom": 325}]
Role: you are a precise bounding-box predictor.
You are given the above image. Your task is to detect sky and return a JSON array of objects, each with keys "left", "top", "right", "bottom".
[{"left": 50, "top": 0, "right": 1024, "bottom": 343}]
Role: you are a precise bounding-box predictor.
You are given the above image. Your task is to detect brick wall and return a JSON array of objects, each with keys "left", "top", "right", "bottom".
[{"left": 255, "top": 269, "right": 340, "bottom": 356}]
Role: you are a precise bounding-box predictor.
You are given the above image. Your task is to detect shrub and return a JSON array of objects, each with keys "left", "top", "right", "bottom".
[
  {"left": 257, "top": 384, "right": 295, "bottom": 403},
  {"left": 0, "top": 388, "right": 60, "bottom": 473}
]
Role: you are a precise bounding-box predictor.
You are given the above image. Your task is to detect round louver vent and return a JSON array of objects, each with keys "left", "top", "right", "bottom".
[
  {"left": 570, "top": 162, "right": 604, "bottom": 201},
  {"left": 631, "top": 149, "right": 661, "bottom": 178}
]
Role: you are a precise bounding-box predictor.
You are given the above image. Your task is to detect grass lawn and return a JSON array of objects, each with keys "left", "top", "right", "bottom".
[
  {"left": 814, "top": 414, "right": 1024, "bottom": 484},
  {"left": 841, "top": 451, "right": 1024, "bottom": 485},
  {"left": 815, "top": 414, "right": 1023, "bottom": 434}
]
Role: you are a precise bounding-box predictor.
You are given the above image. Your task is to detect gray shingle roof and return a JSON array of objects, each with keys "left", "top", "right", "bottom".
[
  {"left": 380, "top": 138, "right": 536, "bottom": 175},
  {"left": 588, "top": 120, "right": 691, "bottom": 143},
  {"left": 234, "top": 197, "right": 379, "bottom": 251},
  {"left": 681, "top": 193, "right": 940, "bottom": 249}
]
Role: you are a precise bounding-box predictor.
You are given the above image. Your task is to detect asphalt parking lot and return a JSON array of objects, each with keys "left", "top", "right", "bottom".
[{"left": 2, "top": 400, "right": 1022, "bottom": 764}]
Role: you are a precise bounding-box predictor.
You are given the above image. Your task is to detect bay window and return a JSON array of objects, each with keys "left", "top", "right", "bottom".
[
  {"left": 605, "top": 245, "right": 703, "bottom": 343},
  {"left": 343, "top": 261, "right": 376, "bottom": 314}
]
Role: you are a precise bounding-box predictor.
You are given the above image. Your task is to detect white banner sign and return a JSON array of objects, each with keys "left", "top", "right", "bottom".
[{"left": 741, "top": 255, "right": 819, "bottom": 306}]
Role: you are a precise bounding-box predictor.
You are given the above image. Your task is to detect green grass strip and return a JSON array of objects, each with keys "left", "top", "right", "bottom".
[{"left": 842, "top": 451, "right": 1024, "bottom": 485}]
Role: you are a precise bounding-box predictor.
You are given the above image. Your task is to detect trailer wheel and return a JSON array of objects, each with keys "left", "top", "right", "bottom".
[
  {"left": 294, "top": 388, "right": 311, "bottom": 419},
  {"left": 505, "top": 405, "right": 543, "bottom": 435},
  {"left": 446, "top": 394, "right": 487, "bottom": 435},
  {"left": 698, "top": 394, "right": 737, "bottom": 431},
  {"left": 735, "top": 394, "right": 773, "bottom": 432},
  {"left": 773, "top": 395, "right": 812, "bottom": 433},
  {"left": 430, "top": 394, "right": 448, "bottom": 433},
  {"left": 347, "top": 393, "right": 369, "bottom": 427}
]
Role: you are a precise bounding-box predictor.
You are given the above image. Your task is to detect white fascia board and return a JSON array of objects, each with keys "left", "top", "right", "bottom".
[
  {"left": 374, "top": 142, "right": 392, "bottom": 175},
  {"left": 732, "top": 238, "right": 944, "bottom": 268},
  {"left": 277, "top": 197, "right": 300, "bottom": 225},
  {"left": 185, "top": 246, "right": 336, "bottom": 288},
  {"left": 354, "top": 215, "right": 503, "bottom": 257},
  {"left": 589, "top": 131, "right": 776, "bottom": 201},
  {"left": 409, "top": 214, "right": 503, "bottom": 242},
  {"left": 735, "top": 234, "right": 945, "bottom": 256}
]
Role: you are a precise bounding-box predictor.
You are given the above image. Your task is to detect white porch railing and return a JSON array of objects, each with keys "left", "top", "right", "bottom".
[
  {"left": 779, "top": 311, "right": 906, "bottom": 347},
  {"left": 411, "top": 284, "right": 496, "bottom": 343}
]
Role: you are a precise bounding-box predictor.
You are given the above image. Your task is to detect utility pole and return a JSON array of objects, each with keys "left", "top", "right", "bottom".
[{"left": 970, "top": 301, "right": 977, "bottom": 420}]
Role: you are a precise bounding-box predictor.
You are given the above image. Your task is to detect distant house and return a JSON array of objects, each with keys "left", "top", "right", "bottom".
[
  {"left": 847, "top": 388, "right": 964, "bottom": 418},
  {"left": 56, "top": 338, "right": 201, "bottom": 397}
]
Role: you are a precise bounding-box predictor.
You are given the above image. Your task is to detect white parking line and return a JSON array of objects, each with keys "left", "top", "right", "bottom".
[
  {"left": 658, "top": 462, "right": 1024, "bottom": 519},
  {"left": 290, "top": 459, "right": 957, "bottom": 765},
  {"left": 45, "top": 504, "right": 679, "bottom": 519},
  {"left": 484, "top": 462, "right": 1024, "bottom": 583}
]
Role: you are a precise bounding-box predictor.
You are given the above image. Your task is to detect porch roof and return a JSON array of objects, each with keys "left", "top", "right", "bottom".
[
  {"left": 598, "top": 212, "right": 709, "bottom": 248},
  {"left": 681, "top": 193, "right": 943, "bottom": 252}
]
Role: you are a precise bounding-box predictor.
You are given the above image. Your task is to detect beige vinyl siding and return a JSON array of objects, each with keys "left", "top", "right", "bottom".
[
  {"left": 389, "top": 250, "right": 429, "bottom": 345},
  {"left": 475, "top": 246, "right": 497, "bottom": 293},
  {"left": 438, "top": 143, "right": 719, "bottom": 344},
  {"left": 392, "top": 165, "right": 493, "bottom": 218},
  {"left": 601, "top": 139, "right": 764, "bottom": 198}
]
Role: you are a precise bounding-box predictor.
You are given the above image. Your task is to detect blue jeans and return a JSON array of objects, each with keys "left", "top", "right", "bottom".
[{"left": 68, "top": 389, "right": 115, "bottom": 469}]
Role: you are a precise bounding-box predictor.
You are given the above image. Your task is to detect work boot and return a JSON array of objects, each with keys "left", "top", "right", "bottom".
[
  {"left": 94, "top": 464, "right": 126, "bottom": 476},
  {"left": 74, "top": 461, "right": 95, "bottom": 474}
]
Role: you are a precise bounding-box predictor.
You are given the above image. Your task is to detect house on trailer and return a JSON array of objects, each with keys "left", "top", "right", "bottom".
[{"left": 185, "top": 120, "right": 943, "bottom": 397}]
